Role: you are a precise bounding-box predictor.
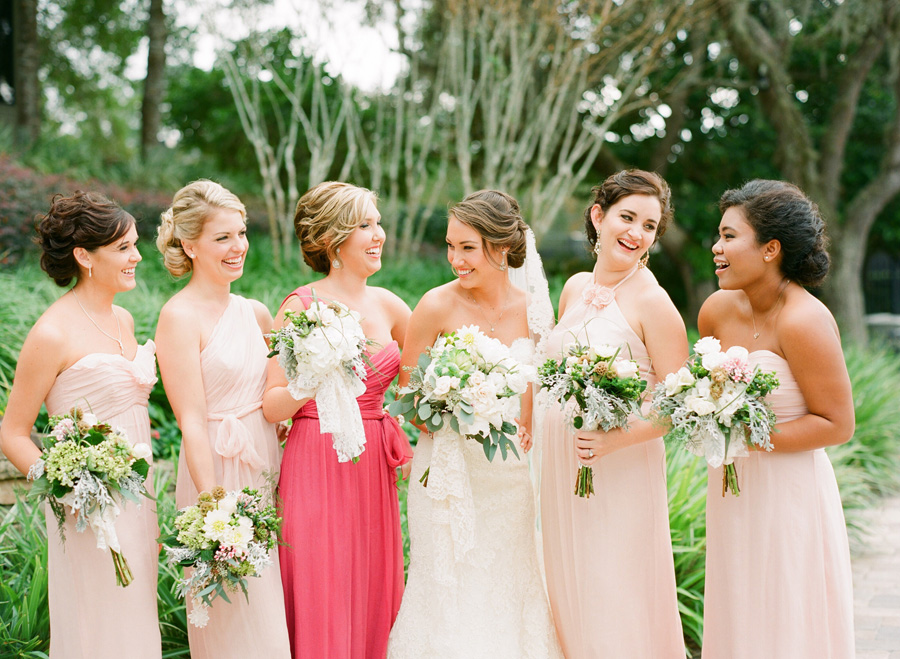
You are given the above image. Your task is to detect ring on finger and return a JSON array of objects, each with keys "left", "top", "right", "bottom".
[{"left": 588, "top": 448, "right": 594, "bottom": 458}]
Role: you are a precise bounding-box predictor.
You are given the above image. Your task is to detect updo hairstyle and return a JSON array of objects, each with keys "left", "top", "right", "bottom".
[
  {"left": 156, "top": 179, "right": 246, "bottom": 277},
  {"left": 719, "top": 179, "right": 830, "bottom": 288},
  {"left": 293, "top": 181, "right": 377, "bottom": 274},
  {"left": 583, "top": 169, "right": 674, "bottom": 250},
  {"left": 448, "top": 189, "right": 528, "bottom": 269},
  {"left": 36, "top": 191, "right": 135, "bottom": 287}
]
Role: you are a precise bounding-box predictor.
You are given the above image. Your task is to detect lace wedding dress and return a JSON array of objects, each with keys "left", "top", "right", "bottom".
[{"left": 387, "top": 335, "right": 562, "bottom": 659}]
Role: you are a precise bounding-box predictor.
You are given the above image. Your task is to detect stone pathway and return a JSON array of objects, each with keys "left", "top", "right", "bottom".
[{"left": 854, "top": 494, "right": 900, "bottom": 658}]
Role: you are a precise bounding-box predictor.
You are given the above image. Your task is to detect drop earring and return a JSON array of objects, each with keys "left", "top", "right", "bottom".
[
  {"left": 332, "top": 247, "right": 342, "bottom": 270},
  {"left": 500, "top": 251, "right": 508, "bottom": 271},
  {"left": 88, "top": 265, "right": 92, "bottom": 278},
  {"left": 593, "top": 240, "right": 602, "bottom": 257},
  {"left": 638, "top": 252, "right": 650, "bottom": 269}
]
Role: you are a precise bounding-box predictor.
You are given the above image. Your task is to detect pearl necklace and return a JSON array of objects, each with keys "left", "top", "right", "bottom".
[{"left": 72, "top": 289, "right": 125, "bottom": 356}]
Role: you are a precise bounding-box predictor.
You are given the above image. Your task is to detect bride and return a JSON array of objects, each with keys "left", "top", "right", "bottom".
[{"left": 387, "top": 190, "right": 562, "bottom": 658}]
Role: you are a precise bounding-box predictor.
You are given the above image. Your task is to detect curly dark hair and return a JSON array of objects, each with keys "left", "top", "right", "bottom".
[
  {"left": 36, "top": 191, "right": 135, "bottom": 286},
  {"left": 719, "top": 180, "right": 830, "bottom": 288}
]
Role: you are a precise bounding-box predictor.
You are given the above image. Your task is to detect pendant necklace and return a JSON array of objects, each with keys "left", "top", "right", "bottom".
[
  {"left": 750, "top": 279, "right": 788, "bottom": 340},
  {"left": 469, "top": 282, "right": 512, "bottom": 334},
  {"left": 72, "top": 288, "right": 125, "bottom": 356}
]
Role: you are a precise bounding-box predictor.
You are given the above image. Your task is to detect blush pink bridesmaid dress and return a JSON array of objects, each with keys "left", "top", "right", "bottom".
[
  {"left": 43, "top": 341, "right": 162, "bottom": 658},
  {"left": 174, "top": 294, "right": 291, "bottom": 658},
  {"left": 702, "top": 350, "right": 855, "bottom": 658},
  {"left": 277, "top": 285, "right": 412, "bottom": 659}
]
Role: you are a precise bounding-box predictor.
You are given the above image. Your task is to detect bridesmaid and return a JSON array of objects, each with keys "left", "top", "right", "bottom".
[
  {"left": 700, "top": 180, "right": 855, "bottom": 658},
  {"left": 155, "top": 180, "right": 290, "bottom": 656},
  {"left": 0, "top": 192, "right": 161, "bottom": 658},
  {"left": 541, "top": 170, "right": 687, "bottom": 658},
  {"left": 263, "top": 181, "right": 412, "bottom": 659}
]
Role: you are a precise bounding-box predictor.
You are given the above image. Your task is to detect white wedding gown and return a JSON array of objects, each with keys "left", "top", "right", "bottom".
[{"left": 387, "top": 338, "right": 563, "bottom": 659}]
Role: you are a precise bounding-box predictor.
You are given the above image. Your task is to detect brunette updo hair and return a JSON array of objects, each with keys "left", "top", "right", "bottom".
[
  {"left": 294, "top": 181, "right": 377, "bottom": 274},
  {"left": 719, "top": 180, "right": 830, "bottom": 288},
  {"left": 156, "top": 180, "right": 246, "bottom": 277},
  {"left": 36, "top": 191, "right": 135, "bottom": 287},
  {"left": 583, "top": 169, "right": 674, "bottom": 250},
  {"left": 448, "top": 190, "right": 528, "bottom": 269}
]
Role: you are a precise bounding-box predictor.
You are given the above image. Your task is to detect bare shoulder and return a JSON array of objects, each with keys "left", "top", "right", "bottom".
[
  {"left": 414, "top": 281, "right": 458, "bottom": 314},
  {"left": 113, "top": 304, "right": 136, "bottom": 333},
  {"left": 26, "top": 304, "right": 71, "bottom": 355},
  {"left": 245, "top": 297, "right": 274, "bottom": 334},
  {"left": 157, "top": 291, "right": 196, "bottom": 327},
  {"left": 779, "top": 289, "right": 839, "bottom": 345},
  {"left": 559, "top": 271, "right": 592, "bottom": 310},
  {"left": 369, "top": 286, "right": 412, "bottom": 315}
]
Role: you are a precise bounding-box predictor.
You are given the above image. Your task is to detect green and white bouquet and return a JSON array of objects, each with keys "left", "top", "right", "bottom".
[
  {"left": 650, "top": 337, "right": 779, "bottom": 496},
  {"left": 539, "top": 341, "right": 647, "bottom": 497},
  {"left": 267, "top": 290, "right": 370, "bottom": 463},
  {"left": 27, "top": 407, "right": 153, "bottom": 587},
  {"left": 161, "top": 486, "right": 281, "bottom": 628},
  {"left": 389, "top": 325, "right": 535, "bottom": 484}
]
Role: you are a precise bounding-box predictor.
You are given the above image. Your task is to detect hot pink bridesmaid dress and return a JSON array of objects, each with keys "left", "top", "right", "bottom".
[
  {"left": 540, "top": 275, "right": 685, "bottom": 659},
  {"left": 278, "top": 285, "right": 412, "bottom": 659},
  {"left": 174, "top": 294, "right": 291, "bottom": 658},
  {"left": 702, "top": 350, "right": 855, "bottom": 658},
  {"left": 43, "top": 342, "right": 162, "bottom": 658}
]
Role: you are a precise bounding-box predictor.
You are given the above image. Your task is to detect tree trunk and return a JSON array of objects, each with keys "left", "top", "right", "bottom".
[
  {"left": 13, "top": 0, "right": 39, "bottom": 145},
  {"left": 823, "top": 225, "right": 869, "bottom": 345},
  {"left": 140, "top": 0, "right": 166, "bottom": 160}
]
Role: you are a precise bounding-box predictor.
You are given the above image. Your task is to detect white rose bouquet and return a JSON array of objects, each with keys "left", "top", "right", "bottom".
[
  {"left": 160, "top": 486, "right": 281, "bottom": 628},
  {"left": 267, "top": 290, "right": 372, "bottom": 463},
  {"left": 388, "top": 325, "right": 535, "bottom": 485},
  {"left": 538, "top": 341, "right": 647, "bottom": 498},
  {"left": 650, "top": 337, "right": 779, "bottom": 496},
  {"left": 27, "top": 407, "right": 153, "bottom": 587}
]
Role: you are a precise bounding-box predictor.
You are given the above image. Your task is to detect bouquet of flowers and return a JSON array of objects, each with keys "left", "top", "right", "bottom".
[
  {"left": 389, "top": 325, "right": 535, "bottom": 484},
  {"left": 539, "top": 341, "right": 647, "bottom": 497},
  {"left": 27, "top": 407, "right": 153, "bottom": 586},
  {"left": 650, "top": 337, "right": 779, "bottom": 496},
  {"left": 161, "top": 486, "right": 281, "bottom": 628},
  {"left": 267, "top": 291, "right": 371, "bottom": 462}
]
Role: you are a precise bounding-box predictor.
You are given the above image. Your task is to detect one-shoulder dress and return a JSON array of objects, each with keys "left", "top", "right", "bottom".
[
  {"left": 540, "top": 274, "right": 685, "bottom": 658},
  {"left": 278, "top": 285, "right": 412, "bottom": 659},
  {"left": 174, "top": 294, "right": 291, "bottom": 658},
  {"left": 44, "top": 341, "right": 162, "bottom": 659},
  {"left": 702, "top": 350, "right": 855, "bottom": 658}
]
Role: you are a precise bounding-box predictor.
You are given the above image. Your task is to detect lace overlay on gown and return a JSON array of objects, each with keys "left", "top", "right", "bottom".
[
  {"left": 540, "top": 279, "right": 686, "bottom": 658},
  {"left": 44, "top": 342, "right": 162, "bottom": 659},
  {"left": 702, "top": 350, "right": 855, "bottom": 659},
  {"left": 388, "top": 337, "right": 563, "bottom": 659}
]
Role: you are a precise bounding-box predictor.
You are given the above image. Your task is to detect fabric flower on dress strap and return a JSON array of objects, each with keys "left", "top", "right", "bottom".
[{"left": 582, "top": 283, "right": 616, "bottom": 310}]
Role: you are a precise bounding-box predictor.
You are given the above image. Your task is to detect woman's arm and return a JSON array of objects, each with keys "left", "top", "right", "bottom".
[
  {"left": 155, "top": 302, "right": 217, "bottom": 493},
  {"left": 262, "top": 296, "right": 313, "bottom": 423},
  {"left": 574, "top": 287, "right": 689, "bottom": 464},
  {"left": 0, "top": 322, "right": 67, "bottom": 475}
]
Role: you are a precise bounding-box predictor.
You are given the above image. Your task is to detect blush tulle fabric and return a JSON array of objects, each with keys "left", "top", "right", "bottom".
[
  {"left": 540, "top": 280, "right": 686, "bottom": 659},
  {"left": 44, "top": 342, "right": 162, "bottom": 658},
  {"left": 174, "top": 295, "right": 290, "bottom": 658},
  {"left": 702, "top": 350, "right": 855, "bottom": 658},
  {"left": 278, "top": 285, "right": 411, "bottom": 659}
]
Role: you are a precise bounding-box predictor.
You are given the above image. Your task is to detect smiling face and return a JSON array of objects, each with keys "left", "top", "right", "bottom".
[
  {"left": 712, "top": 206, "right": 770, "bottom": 289},
  {"left": 591, "top": 194, "right": 661, "bottom": 269},
  {"left": 183, "top": 208, "right": 249, "bottom": 284},
  {"left": 333, "top": 199, "right": 385, "bottom": 277},
  {"left": 446, "top": 216, "right": 506, "bottom": 289},
  {"left": 79, "top": 222, "right": 142, "bottom": 293}
]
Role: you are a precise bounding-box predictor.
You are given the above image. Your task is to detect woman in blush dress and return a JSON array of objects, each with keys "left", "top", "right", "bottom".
[
  {"left": 699, "top": 180, "right": 855, "bottom": 659},
  {"left": 0, "top": 192, "right": 161, "bottom": 658},
  {"left": 541, "top": 170, "right": 687, "bottom": 659},
  {"left": 387, "top": 190, "right": 563, "bottom": 659},
  {"left": 155, "top": 180, "right": 290, "bottom": 656},
  {"left": 263, "top": 181, "right": 412, "bottom": 659}
]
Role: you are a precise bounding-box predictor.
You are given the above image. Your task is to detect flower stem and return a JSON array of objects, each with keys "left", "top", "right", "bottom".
[
  {"left": 574, "top": 465, "right": 595, "bottom": 498},
  {"left": 419, "top": 466, "right": 430, "bottom": 487},
  {"left": 111, "top": 549, "right": 133, "bottom": 587},
  {"left": 721, "top": 464, "right": 740, "bottom": 497}
]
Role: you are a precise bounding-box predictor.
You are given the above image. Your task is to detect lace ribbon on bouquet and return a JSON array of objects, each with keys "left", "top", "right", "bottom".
[
  {"left": 684, "top": 416, "right": 750, "bottom": 468},
  {"left": 60, "top": 485, "right": 123, "bottom": 553},
  {"left": 311, "top": 369, "right": 368, "bottom": 463},
  {"left": 425, "top": 425, "right": 477, "bottom": 586}
]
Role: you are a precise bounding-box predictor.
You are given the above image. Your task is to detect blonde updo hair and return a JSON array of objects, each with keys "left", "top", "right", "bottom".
[
  {"left": 294, "top": 181, "right": 377, "bottom": 273},
  {"left": 156, "top": 179, "right": 247, "bottom": 277},
  {"left": 448, "top": 190, "right": 528, "bottom": 269}
]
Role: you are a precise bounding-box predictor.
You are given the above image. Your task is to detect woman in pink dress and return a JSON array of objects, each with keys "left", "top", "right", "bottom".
[
  {"left": 541, "top": 170, "right": 687, "bottom": 658},
  {"left": 699, "top": 179, "right": 855, "bottom": 658},
  {"left": 155, "top": 180, "right": 290, "bottom": 656},
  {"left": 263, "top": 181, "right": 412, "bottom": 659},
  {"left": 0, "top": 192, "right": 161, "bottom": 658}
]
